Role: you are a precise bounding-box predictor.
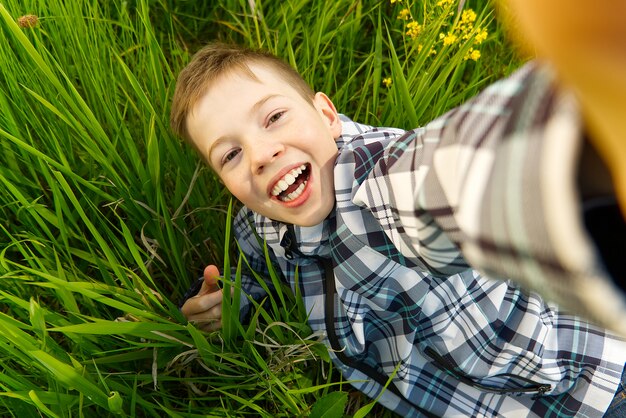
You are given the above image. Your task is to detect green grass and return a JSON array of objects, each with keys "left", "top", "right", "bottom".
[{"left": 0, "top": 0, "right": 522, "bottom": 416}]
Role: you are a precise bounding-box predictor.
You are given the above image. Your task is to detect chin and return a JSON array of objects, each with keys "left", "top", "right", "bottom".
[
  {"left": 290, "top": 204, "right": 334, "bottom": 227},
  {"left": 291, "top": 218, "right": 322, "bottom": 227}
]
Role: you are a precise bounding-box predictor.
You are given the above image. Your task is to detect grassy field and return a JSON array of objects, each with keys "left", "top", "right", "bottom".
[{"left": 0, "top": 0, "right": 522, "bottom": 416}]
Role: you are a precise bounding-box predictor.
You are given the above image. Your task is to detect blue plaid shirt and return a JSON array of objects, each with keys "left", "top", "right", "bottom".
[{"left": 229, "top": 63, "right": 626, "bottom": 417}]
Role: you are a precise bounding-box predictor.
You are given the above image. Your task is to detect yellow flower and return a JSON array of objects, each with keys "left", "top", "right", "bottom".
[
  {"left": 457, "top": 23, "right": 471, "bottom": 35},
  {"left": 383, "top": 77, "right": 393, "bottom": 88},
  {"left": 440, "top": 32, "right": 457, "bottom": 46},
  {"left": 464, "top": 48, "right": 481, "bottom": 61},
  {"left": 436, "top": 0, "right": 453, "bottom": 7},
  {"left": 17, "top": 14, "right": 38, "bottom": 28},
  {"left": 474, "top": 28, "right": 488, "bottom": 44},
  {"left": 461, "top": 9, "right": 477, "bottom": 24},
  {"left": 390, "top": 0, "right": 401, "bottom": 3},
  {"left": 417, "top": 44, "right": 436, "bottom": 56},
  {"left": 406, "top": 21, "right": 422, "bottom": 39},
  {"left": 397, "top": 8, "right": 410, "bottom": 20}
]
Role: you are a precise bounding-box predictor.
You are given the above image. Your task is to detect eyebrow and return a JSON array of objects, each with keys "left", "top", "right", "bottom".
[
  {"left": 207, "top": 94, "right": 282, "bottom": 163},
  {"left": 250, "top": 94, "right": 281, "bottom": 116}
]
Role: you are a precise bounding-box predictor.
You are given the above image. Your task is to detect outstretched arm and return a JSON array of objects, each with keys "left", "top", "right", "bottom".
[{"left": 360, "top": 63, "right": 626, "bottom": 335}]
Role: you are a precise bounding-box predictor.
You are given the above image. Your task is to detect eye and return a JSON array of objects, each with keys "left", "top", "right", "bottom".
[
  {"left": 267, "top": 111, "right": 285, "bottom": 126},
  {"left": 222, "top": 148, "right": 241, "bottom": 165}
]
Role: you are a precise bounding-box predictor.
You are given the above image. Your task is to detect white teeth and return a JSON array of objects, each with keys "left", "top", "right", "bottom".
[
  {"left": 271, "top": 165, "right": 307, "bottom": 197},
  {"left": 281, "top": 181, "right": 307, "bottom": 202},
  {"left": 284, "top": 173, "right": 296, "bottom": 185}
]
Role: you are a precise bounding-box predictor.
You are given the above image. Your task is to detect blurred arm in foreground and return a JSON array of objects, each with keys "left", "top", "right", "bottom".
[
  {"left": 498, "top": 0, "right": 626, "bottom": 332},
  {"left": 375, "top": 0, "right": 626, "bottom": 335}
]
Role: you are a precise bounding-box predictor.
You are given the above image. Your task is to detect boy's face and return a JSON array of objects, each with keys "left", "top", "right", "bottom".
[{"left": 186, "top": 63, "right": 342, "bottom": 226}]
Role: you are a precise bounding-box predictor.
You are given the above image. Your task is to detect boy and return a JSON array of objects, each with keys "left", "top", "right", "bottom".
[{"left": 170, "top": 43, "right": 626, "bottom": 417}]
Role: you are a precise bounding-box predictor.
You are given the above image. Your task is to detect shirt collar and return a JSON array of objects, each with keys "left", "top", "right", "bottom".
[{"left": 279, "top": 114, "right": 368, "bottom": 257}]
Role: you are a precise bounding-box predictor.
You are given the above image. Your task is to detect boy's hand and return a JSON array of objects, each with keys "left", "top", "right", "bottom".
[
  {"left": 181, "top": 265, "right": 223, "bottom": 332},
  {"left": 500, "top": 0, "right": 626, "bottom": 219}
]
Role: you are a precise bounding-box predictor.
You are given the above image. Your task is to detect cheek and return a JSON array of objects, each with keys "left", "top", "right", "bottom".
[
  {"left": 222, "top": 175, "right": 256, "bottom": 203},
  {"left": 322, "top": 144, "right": 339, "bottom": 165},
  {"left": 219, "top": 175, "right": 239, "bottom": 195},
  {"left": 223, "top": 178, "right": 243, "bottom": 196}
]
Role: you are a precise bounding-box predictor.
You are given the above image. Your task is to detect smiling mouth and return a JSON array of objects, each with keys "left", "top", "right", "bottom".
[{"left": 271, "top": 164, "right": 311, "bottom": 202}]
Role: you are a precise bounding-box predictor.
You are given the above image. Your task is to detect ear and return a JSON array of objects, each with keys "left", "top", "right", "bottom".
[{"left": 313, "top": 92, "right": 342, "bottom": 139}]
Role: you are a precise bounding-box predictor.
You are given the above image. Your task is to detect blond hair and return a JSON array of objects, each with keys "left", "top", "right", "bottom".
[{"left": 170, "top": 43, "right": 315, "bottom": 142}]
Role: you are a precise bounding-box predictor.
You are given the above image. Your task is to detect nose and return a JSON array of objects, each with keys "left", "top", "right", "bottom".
[{"left": 250, "top": 140, "right": 284, "bottom": 175}]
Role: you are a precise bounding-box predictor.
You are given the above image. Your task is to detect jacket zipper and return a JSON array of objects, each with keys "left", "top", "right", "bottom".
[
  {"left": 424, "top": 346, "right": 551, "bottom": 398},
  {"left": 281, "top": 224, "right": 439, "bottom": 417}
]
